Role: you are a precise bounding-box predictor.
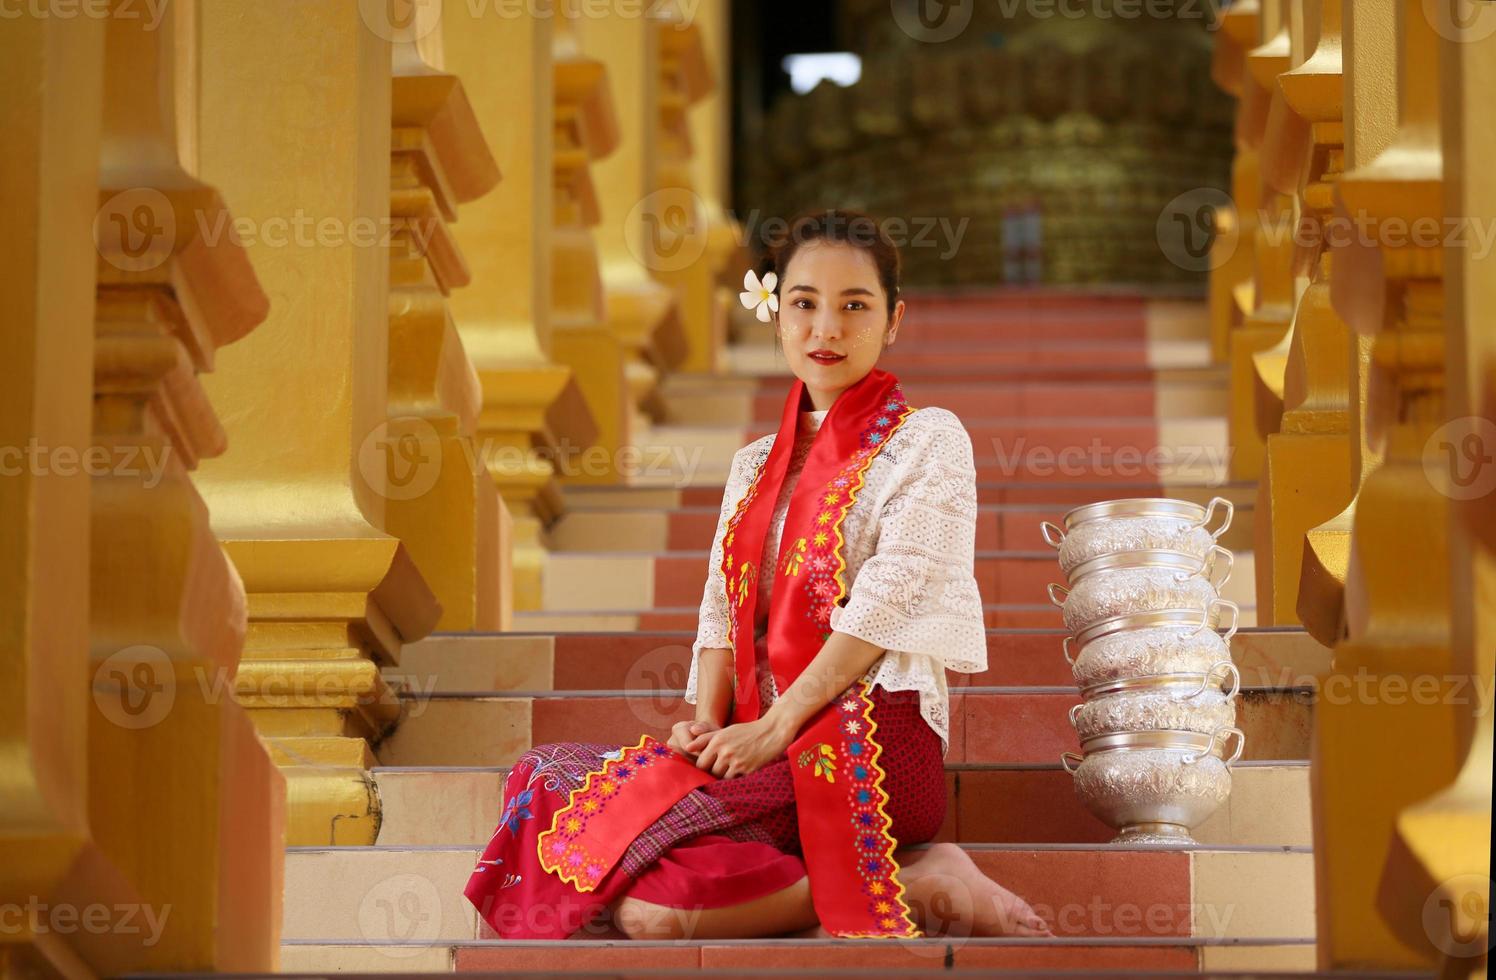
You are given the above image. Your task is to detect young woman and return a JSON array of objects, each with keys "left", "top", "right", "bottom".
[{"left": 464, "top": 210, "right": 1053, "bottom": 942}]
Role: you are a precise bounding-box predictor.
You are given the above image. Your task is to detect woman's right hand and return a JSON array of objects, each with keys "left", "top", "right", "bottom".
[{"left": 668, "top": 719, "right": 721, "bottom": 759}]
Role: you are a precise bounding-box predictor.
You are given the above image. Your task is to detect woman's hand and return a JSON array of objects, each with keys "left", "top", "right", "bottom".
[
  {"left": 667, "top": 720, "right": 721, "bottom": 759},
  {"left": 690, "top": 716, "right": 796, "bottom": 779}
]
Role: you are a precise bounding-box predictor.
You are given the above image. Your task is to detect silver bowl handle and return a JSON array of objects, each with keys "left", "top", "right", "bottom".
[
  {"left": 1211, "top": 597, "right": 1241, "bottom": 642},
  {"left": 1174, "top": 658, "right": 1242, "bottom": 702},
  {"left": 1183, "top": 725, "right": 1246, "bottom": 766},
  {"left": 1204, "top": 545, "right": 1233, "bottom": 590},
  {"left": 1063, "top": 633, "right": 1077, "bottom": 666},
  {"left": 1046, "top": 582, "right": 1070, "bottom": 608},
  {"left": 1198, "top": 496, "right": 1234, "bottom": 539},
  {"left": 1068, "top": 702, "right": 1083, "bottom": 726},
  {"left": 1040, "top": 521, "right": 1066, "bottom": 549},
  {"left": 1060, "top": 751, "right": 1083, "bottom": 775}
]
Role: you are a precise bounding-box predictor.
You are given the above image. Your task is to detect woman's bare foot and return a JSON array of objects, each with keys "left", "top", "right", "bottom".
[{"left": 896, "top": 842, "right": 1055, "bottom": 938}]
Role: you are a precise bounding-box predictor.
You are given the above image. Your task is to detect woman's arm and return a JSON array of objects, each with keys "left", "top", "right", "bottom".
[
  {"left": 692, "top": 647, "right": 734, "bottom": 726},
  {"left": 760, "top": 631, "right": 885, "bottom": 741}
]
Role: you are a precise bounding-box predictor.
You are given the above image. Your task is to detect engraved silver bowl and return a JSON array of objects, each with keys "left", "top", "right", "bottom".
[
  {"left": 1068, "top": 661, "right": 1242, "bottom": 741},
  {"left": 1047, "top": 549, "right": 1232, "bottom": 636},
  {"left": 1066, "top": 599, "right": 1241, "bottom": 690},
  {"left": 1060, "top": 726, "right": 1246, "bottom": 844},
  {"left": 1041, "top": 496, "right": 1233, "bottom": 576}
]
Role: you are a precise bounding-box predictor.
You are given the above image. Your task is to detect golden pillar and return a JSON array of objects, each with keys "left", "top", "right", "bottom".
[
  {"left": 1311, "top": 1, "right": 1463, "bottom": 967},
  {"left": 4, "top": 3, "right": 284, "bottom": 972},
  {"left": 650, "top": 8, "right": 720, "bottom": 375},
  {"left": 1227, "top": 0, "right": 1296, "bottom": 482},
  {"left": 443, "top": 0, "right": 599, "bottom": 612},
  {"left": 581, "top": 3, "right": 687, "bottom": 435},
  {"left": 1296, "top": 0, "right": 1397, "bottom": 642},
  {"left": 687, "top": 0, "right": 750, "bottom": 369},
  {"left": 1374, "top": 10, "right": 1496, "bottom": 975},
  {"left": 1252, "top": 0, "right": 1366, "bottom": 627},
  {"left": 550, "top": 11, "right": 629, "bottom": 508},
  {"left": 193, "top": 0, "right": 440, "bottom": 846},
  {"left": 384, "top": 32, "right": 506, "bottom": 631},
  {"left": 1209, "top": 0, "right": 1264, "bottom": 368}
]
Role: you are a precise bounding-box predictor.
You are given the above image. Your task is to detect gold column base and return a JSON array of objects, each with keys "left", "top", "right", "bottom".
[
  {"left": 552, "top": 322, "right": 630, "bottom": 486},
  {"left": 509, "top": 515, "right": 547, "bottom": 612},
  {"left": 1298, "top": 493, "right": 1357, "bottom": 646},
  {"left": 225, "top": 537, "right": 438, "bottom": 846}
]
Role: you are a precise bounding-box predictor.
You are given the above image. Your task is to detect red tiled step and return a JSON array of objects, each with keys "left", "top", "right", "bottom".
[
  {"left": 453, "top": 937, "right": 1205, "bottom": 972},
  {"left": 875, "top": 343, "right": 1151, "bottom": 369}
]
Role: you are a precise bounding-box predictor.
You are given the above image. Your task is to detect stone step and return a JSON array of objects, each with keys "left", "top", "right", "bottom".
[
  {"left": 370, "top": 761, "right": 1310, "bottom": 849},
  {"left": 512, "top": 603, "right": 1261, "bottom": 632},
  {"left": 280, "top": 842, "right": 1314, "bottom": 945},
  {"left": 373, "top": 687, "right": 1309, "bottom": 769},
  {"left": 394, "top": 627, "right": 1326, "bottom": 693},
  {"left": 536, "top": 549, "right": 1256, "bottom": 612},
  {"left": 281, "top": 936, "right": 1320, "bottom": 974}
]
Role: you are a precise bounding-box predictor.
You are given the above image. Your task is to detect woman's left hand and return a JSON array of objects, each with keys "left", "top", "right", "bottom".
[{"left": 689, "top": 716, "right": 795, "bottom": 779}]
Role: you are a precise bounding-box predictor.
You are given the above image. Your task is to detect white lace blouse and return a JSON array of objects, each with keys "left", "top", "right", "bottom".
[{"left": 685, "top": 405, "right": 989, "bottom": 757}]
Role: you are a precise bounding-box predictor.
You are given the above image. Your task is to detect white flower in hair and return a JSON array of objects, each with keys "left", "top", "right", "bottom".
[{"left": 739, "top": 269, "right": 779, "bottom": 322}]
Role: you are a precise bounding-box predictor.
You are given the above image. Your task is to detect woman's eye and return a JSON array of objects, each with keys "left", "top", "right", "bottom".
[
  {"left": 845, "top": 301, "right": 865, "bottom": 311},
  {"left": 794, "top": 298, "right": 815, "bottom": 310}
]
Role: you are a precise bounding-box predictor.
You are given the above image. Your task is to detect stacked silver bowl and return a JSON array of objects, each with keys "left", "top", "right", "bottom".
[{"left": 1042, "top": 497, "right": 1247, "bottom": 844}]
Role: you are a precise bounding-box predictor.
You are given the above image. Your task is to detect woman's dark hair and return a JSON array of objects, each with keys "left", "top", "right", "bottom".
[{"left": 760, "top": 208, "right": 902, "bottom": 319}]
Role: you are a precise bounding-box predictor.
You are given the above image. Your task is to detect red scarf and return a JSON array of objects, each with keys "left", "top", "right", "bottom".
[{"left": 537, "top": 369, "right": 925, "bottom": 938}]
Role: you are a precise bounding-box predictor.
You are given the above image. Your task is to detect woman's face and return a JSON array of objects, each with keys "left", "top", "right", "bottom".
[{"left": 776, "top": 242, "right": 905, "bottom": 412}]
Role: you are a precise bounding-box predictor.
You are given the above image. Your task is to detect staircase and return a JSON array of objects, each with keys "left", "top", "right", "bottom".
[{"left": 281, "top": 290, "right": 1326, "bottom": 974}]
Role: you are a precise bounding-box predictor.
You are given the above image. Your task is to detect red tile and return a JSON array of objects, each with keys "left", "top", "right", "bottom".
[
  {"left": 963, "top": 693, "right": 1081, "bottom": 764},
  {"left": 953, "top": 943, "right": 1197, "bottom": 969},
  {"left": 456, "top": 944, "right": 697, "bottom": 972},
  {"left": 964, "top": 848, "right": 1192, "bottom": 938},
  {"left": 955, "top": 770, "right": 1112, "bottom": 843},
  {"left": 699, "top": 942, "right": 948, "bottom": 970}
]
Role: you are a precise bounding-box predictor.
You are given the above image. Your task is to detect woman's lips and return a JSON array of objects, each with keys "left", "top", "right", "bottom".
[{"left": 809, "top": 352, "right": 846, "bottom": 364}]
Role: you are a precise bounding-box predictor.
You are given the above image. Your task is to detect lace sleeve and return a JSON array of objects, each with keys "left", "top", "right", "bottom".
[
  {"left": 828, "top": 412, "right": 988, "bottom": 674},
  {"left": 685, "top": 449, "right": 749, "bottom": 704}
]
